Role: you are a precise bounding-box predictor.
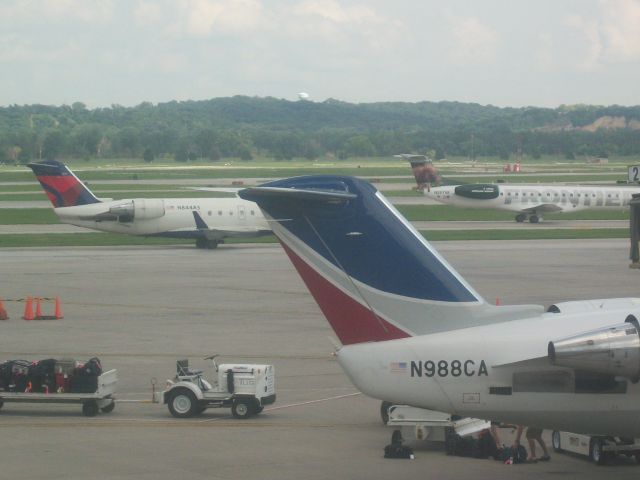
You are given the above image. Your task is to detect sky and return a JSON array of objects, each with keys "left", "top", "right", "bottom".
[{"left": 1, "top": 0, "right": 639, "bottom": 108}]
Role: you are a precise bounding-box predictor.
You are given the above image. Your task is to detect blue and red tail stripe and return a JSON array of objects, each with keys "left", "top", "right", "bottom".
[
  {"left": 28, "top": 160, "right": 100, "bottom": 207},
  {"left": 239, "top": 176, "right": 487, "bottom": 345}
]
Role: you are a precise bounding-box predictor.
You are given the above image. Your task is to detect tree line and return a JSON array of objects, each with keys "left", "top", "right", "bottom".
[{"left": 0, "top": 97, "right": 639, "bottom": 163}]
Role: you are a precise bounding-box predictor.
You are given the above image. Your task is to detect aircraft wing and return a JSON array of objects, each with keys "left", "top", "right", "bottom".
[
  {"left": 191, "top": 211, "right": 269, "bottom": 239},
  {"left": 521, "top": 203, "right": 563, "bottom": 214}
]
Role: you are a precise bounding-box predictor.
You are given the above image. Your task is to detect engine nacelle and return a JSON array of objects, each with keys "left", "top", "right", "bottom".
[
  {"left": 547, "top": 298, "right": 640, "bottom": 314},
  {"left": 548, "top": 320, "right": 640, "bottom": 381},
  {"left": 108, "top": 199, "right": 165, "bottom": 220}
]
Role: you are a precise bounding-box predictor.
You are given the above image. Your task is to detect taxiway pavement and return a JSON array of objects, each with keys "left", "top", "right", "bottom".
[{"left": 0, "top": 240, "right": 639, "bottom": 479}]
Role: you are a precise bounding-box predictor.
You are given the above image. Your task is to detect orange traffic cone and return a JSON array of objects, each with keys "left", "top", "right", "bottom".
[
  {"left": 54, "top": 297, "right": 63, "bottom": 320},
  {"left": 23, "top": 296, "right": 34, "bottom": 320},
  {"left": 0, "top": 299, "right": 8, "bottom": 320},
  {"left": 34, "top": 297, "right": 43, "bottom": 319},
  {"left": 495, "top": 298, "right": 501, "bottom": 306}
]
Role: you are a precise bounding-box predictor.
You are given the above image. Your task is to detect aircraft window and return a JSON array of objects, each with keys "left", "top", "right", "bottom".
[
  {"left": 530, "top": 193, "right": 534, "bottom": 197},
  {"left": 229, "top": 211, "right": 233, "bottom": 216},
  {"left": 250, "top": 210, "right": 255, "bottom": 215},
  {"left": 592, "top": 194, "right": 596, "bottom": 197},
  {"left": 616, "top": 194, "right": 619, "bottom": 198},
  {"left": 500, "top": 192, "right": 503, "bottom": 196},
  {"left": 570, "top": 193, "right": 573, "bottom": 197},
  {"left": 218, "top": 211, "right": 222, "bottom": 215},
  {"left": 562, "top": 193, "right": 565, "bottom": 197},
  {"left": 513, "top": 370, "right": 573, "bottom": 393},
  {"left": 508, "top": 193, "right": 511, "bottom": 196},
  {"left": 515, "top": 193, "right": 518, "bottom": 196},
  {"left": 208, "top": 211, "right": 212, "bottom": 216},
  {"left": 547, "top": 193, "right": 550, "bottom": 196}
]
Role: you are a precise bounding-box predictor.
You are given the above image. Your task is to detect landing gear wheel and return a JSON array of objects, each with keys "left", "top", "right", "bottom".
[
  {"left": 196, "top": 238, "right": 207, "bottom": 249},
  {"left": 100, "top": 400, "right": 115, "bottom": 413},
  {"left": 168, "top": 390, "right": 197, "bottom": 418},
  {"left": 82, "top": 400, "right": 99, "bottom": 417},
  {"left": 0, "top": 399, "right": 4, "bottom": 410},
  {"left": 231, "top": 399, "right": 252, "bottom": 419},
  {"left": 206, "top": 240, "right": 219, "bottom": 249},
  {"left": 380, "top": 401, "right": 392, "bottom": 425},
  {"left": 552, "top": 431, "right": 562, "bottom": 453},
  {"left": 529, "top": 215, "right": 540, "bottom": 224},
  {"left": 515, "top": 213, "right": 527, "bottom": 223},
  {"left": 590, "top": 438, "right": 610, "bottom": 465}
]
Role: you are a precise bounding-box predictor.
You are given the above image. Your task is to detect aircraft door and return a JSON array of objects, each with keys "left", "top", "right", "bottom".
[{"left": 237, "top": 205, "right": 246, "bottom": 221}]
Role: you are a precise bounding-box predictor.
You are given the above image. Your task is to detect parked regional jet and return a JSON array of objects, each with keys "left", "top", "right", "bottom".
[
  {"left": 240, "top": 175, "right": 640, "bottom": 437},
  {"left": 405, "top": 155, "right": 640, "bottom": 223},
  {"left": 28, "top": 160, "right": 270, "bottom": 248}
]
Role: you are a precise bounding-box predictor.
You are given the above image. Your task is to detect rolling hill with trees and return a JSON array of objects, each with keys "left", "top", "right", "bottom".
[{"left": 1, "top": 96, "right": 639, "bottom": 163}]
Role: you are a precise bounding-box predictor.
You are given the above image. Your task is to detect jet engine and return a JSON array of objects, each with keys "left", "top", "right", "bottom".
[
  {"left": 547, "top": 298, "right": 640, "bottom": 314},
  {"left": 108, "top": 199, "right": 165, "bottom": 221},
  {"left": 548, "top": 320, "right": 640, "bottom": 381}
]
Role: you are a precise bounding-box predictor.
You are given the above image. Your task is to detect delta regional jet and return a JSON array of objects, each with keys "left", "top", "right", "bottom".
[
  {"left": 28, "top": 160, "right": 270, "bottom": 248},
  {"left": 405, "top": 155, "right": 640, "bottom": 223},
  {"left": 239, "top": 175, "right": 640, "bottom": 437}
]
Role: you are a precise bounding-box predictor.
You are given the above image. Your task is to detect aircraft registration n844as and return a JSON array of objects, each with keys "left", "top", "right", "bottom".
[
  {"left": 240, "top": 175, "right": 640, "bottom": 437},
  {"left": 405, "top": 155, "right": 640, "bottom": 223},
  {"left": 28, "top": 160, "right": 270, "bottom": 248}
]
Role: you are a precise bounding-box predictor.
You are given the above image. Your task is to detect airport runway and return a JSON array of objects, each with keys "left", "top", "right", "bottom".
[{"left": 1, "top": 240, "right": 639, "bottom": 479}]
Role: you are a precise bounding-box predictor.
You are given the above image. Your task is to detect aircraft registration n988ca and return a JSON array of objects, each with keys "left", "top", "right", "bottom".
[
  {"left": 28, "top": 160, "right": 271, "bottom": 249},
  {"left": 240, "top": 175, "right": 640, "bottom": 437}
]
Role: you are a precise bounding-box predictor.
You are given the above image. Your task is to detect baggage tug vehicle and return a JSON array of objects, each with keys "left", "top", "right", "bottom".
[{"left": 157, "top": 356, "right": 275, "bottom": 419}]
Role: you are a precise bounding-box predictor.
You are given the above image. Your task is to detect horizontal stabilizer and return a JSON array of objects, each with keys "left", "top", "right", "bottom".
[{"left": 241, "top": 185, "right": 356, "bottom": 204}]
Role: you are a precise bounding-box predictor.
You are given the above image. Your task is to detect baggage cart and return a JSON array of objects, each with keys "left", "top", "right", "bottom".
[{"left": 0, "top": 369, "right": 117, "bottom": 417}]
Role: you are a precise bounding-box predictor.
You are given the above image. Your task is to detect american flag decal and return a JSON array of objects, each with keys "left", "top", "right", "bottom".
[{"left": 390, "top": 362, "right": 407, "bottom": 374}]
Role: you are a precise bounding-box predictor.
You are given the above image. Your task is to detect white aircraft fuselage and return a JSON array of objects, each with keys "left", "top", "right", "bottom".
[
  {"left": 425, "top": 183, "right": 640, "bottom": 222},
  {"left": 338, "top": 300, "right": 640, "bottom": 436},
  {"left": 56, "top": 197, "right": 269, "bottom": 237}
]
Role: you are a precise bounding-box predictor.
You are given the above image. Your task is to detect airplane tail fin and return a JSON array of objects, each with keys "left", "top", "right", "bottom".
[
  {"left": 239, "top": 176, "right": 542, "bottom": 345},
  {"left": 395, "top": 154, "right": 442, "bottom": 191},
  {"left": 27, "top": 159, "right": 101, "bottom": 208}
]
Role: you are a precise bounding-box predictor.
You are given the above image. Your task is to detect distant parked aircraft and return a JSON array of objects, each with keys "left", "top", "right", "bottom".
[
  {"left": 403, "top": 155, "right": 640, "bottom": 223},
  {"left": 28, "top": 159, "right": 270, "bottom": 248}
]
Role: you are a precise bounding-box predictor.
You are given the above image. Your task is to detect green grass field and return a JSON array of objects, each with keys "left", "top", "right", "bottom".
[{"left": 0, "top": 157, "right": 636, "bottom": 246}]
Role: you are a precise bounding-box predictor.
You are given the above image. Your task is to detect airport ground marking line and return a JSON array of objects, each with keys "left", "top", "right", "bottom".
[{"left": 198, "top": 392, "right": 361, "bottom": 423}]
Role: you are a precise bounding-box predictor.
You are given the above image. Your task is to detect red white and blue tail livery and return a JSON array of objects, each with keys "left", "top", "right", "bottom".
[{"left": 241, "top": 175, "right": 640, "bottom": 437}]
